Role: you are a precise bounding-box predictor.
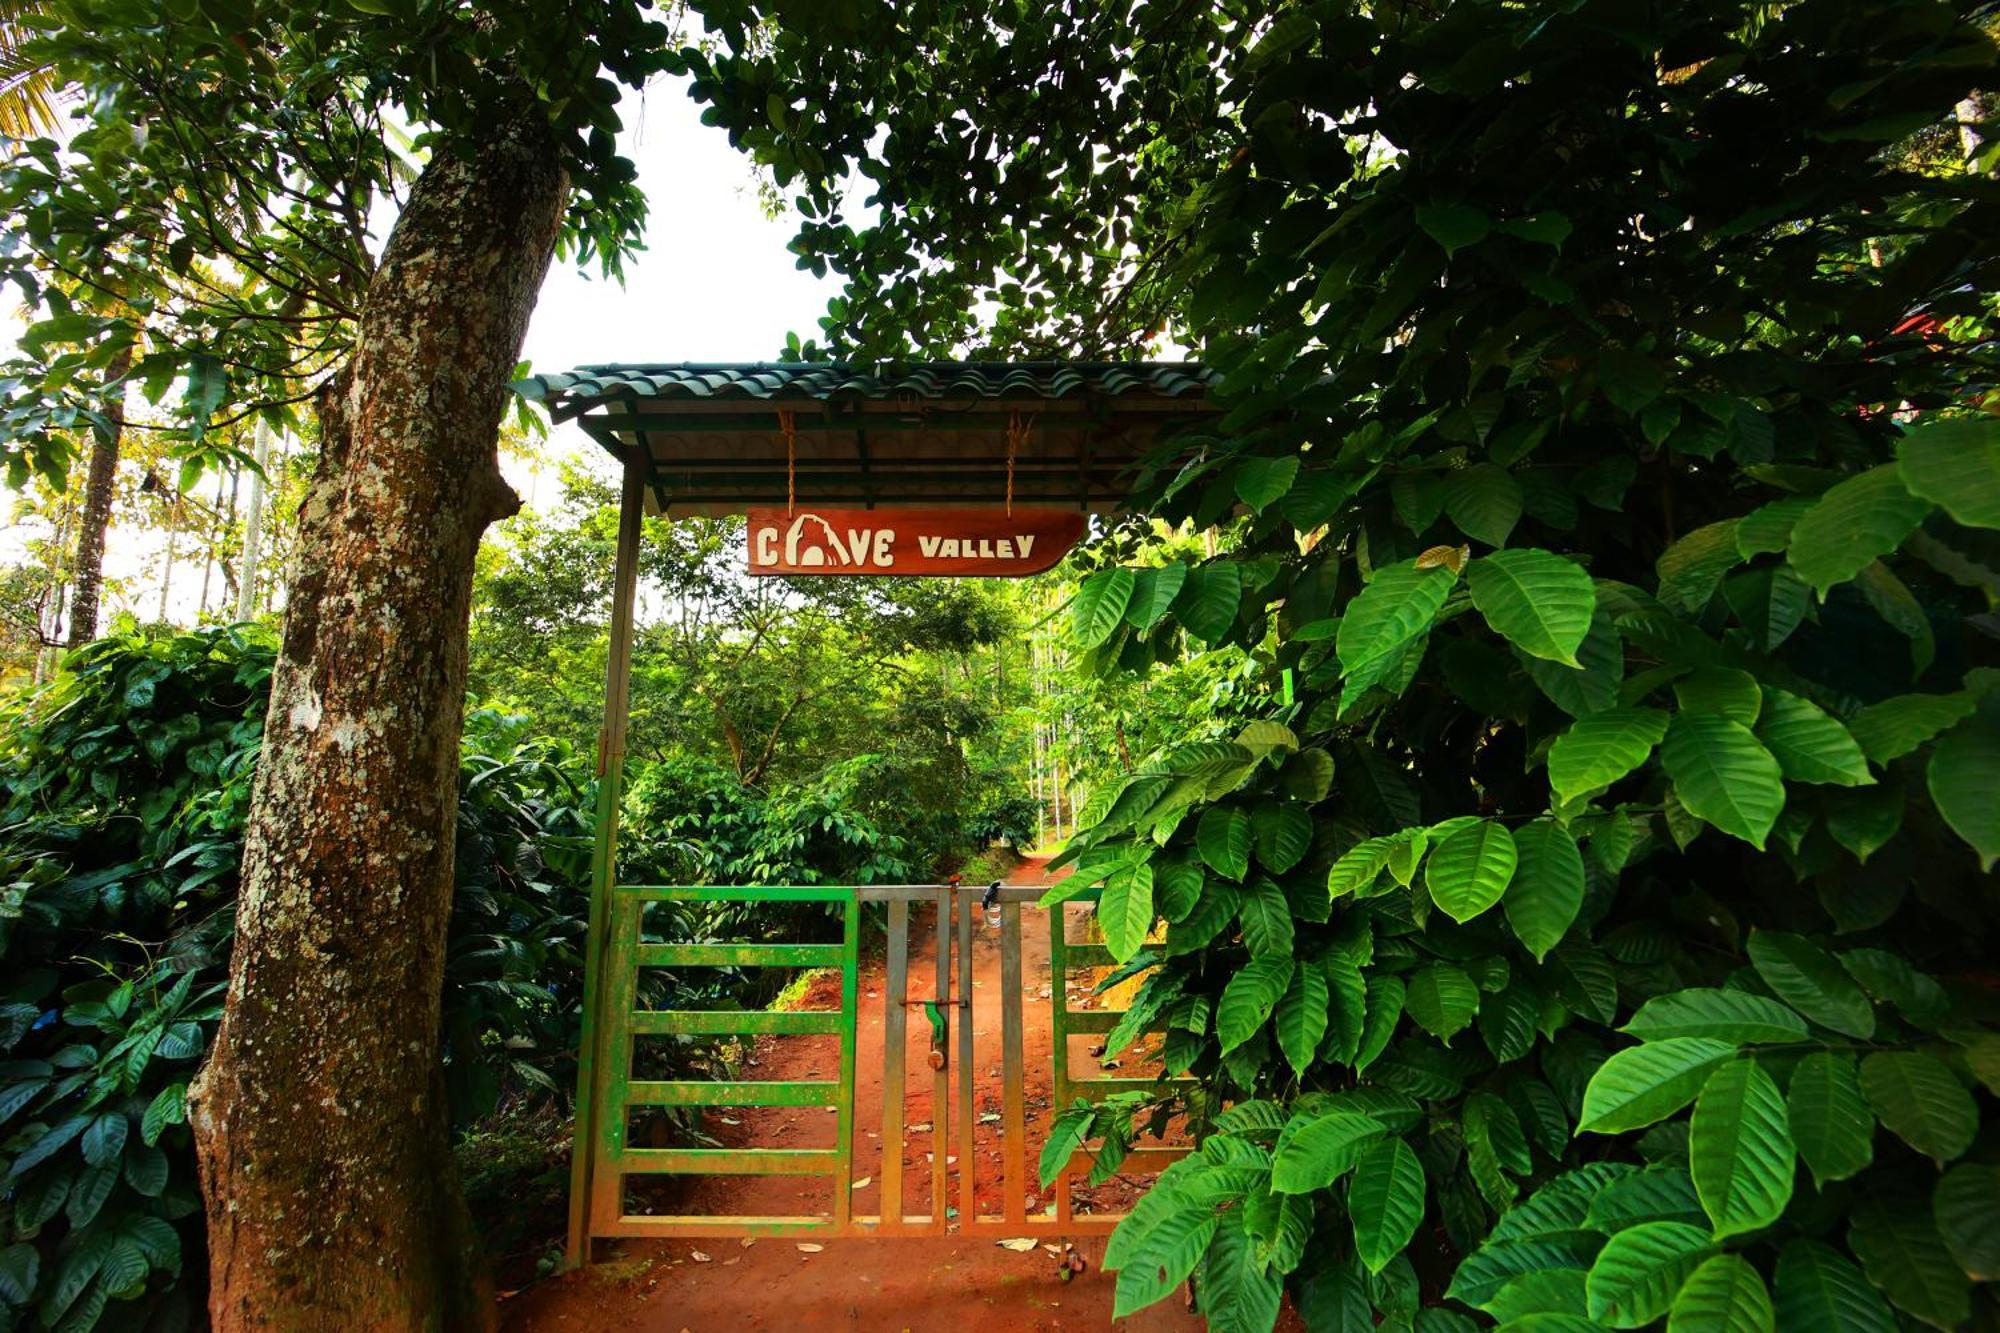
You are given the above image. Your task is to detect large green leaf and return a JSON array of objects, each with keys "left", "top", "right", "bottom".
[
  {"left": 1548, "top": 707, "right": 1668, "bottom": 803},
  {"left": 1735, "top": 496, "right": 1817, "bottom": 557},
  {"left": 1622, "top": 989, "right": 1808, "bottom": 1044},
  {"left": 1198, "top": 1212, "right": 1285, "bottom": 1333},
  {"left": 1126, "top": 562, "right": 1190, "bottom": 630},
  {"left": 1447, "top": 463, "right": 1524, "bottom": 547},
  {"left": 1270, "top": 1110, "right": 1385, "bottom": 1194},
  {"left": 1198, "top": 805, "right": 1252, "bottom": 880},
  {"left": 1504, "top": 820, "right": 1585, "bottom": 962},
  {"left": 1424, "top": 820, "right": 1518, "bottom": 924},
  {"left": 1236, "top": 876, "right": 1294, "bottom": 960},
  {"left": 1660, "top": 713, "right": 1786, "bottom": 849},
  {"left": 1844, "top": 692, "right": 1976, "bottom": 764},
  {"left": 1668, "top": 1255, "right": 1773, "bottom": 1333},
  {"left": 1274, "top": 961, "right": 1329, "bottom": 1078},
  {"left": 1897, "top": 418, "right": 2000, "bottom": 530},
  {"left": 1747, "top": 931, "right": 1875, "bottom": 1039},
  {"left": 1579, "top": 1039, "right": 1738, "bottom": 1134},
  {"left": 1524, "top": 610, "right": 1624, "bottom": 717},
  {"left": 1657, "top": 521, "right": 1745, "bottom": 612},
  {"left": 1097, "top": 861, "right": 1155, "bottom": 962},
  {"left": 1849, "top": 1196, "right": 1972, "bottom": 1331},
  {"left": 1772, "top": 1241, "right": 1895, "bottom": 1333},
  {"left": 1585, "top": 1221, "right": 1715, "bottom": 1328},
  {"left": 1586, "top": 1167, "right": 1706, "bottom": 1233},
  {"left": 1755, "top": 689, "right": 1871, "bottom": 786},
  {"left": 1467, "top": 549, "right": 1597, "bottom": 665},
  {"left": 1327, "top": 836, "right": 1394, "bottom": 900},
  {"left": 1857, "top": 1051, "right": 1976, "bottom": 1165},
  {"left": 1177, "top": 561, "right": 1244, "bottom": 644},
  {"left": 1217, "top": 957, "right": 1294, "bottom": 1053},
  {"left": 1926, "top": 715, "right": 2000, "bottom": 871},
  {"left": 1404, "top": 962, "right": 1480, "bottom": 1043},
  {"left": 1349, "top": 1136, "right": 1426, "bottom": 1274},
  {"left": 1933, "top": 1163, "right": 2000, "bottom": 1282},
  {"left": 1786, "top": 464, "right": 1932, "bottom": 597},
  {"left": 1073, "top": 566, "right": 1135, "bottom": 649},
  {"left": 1336, "top": 558, "right": 1458, "bottom": 684},
  {"left": 1786, "top": 1051, "right": 1874, "bottom": 1186},
  {"left": 1236, "top": 454, "right": 1300, "bottom": 513},
  {"left": 1111, "top": 1204, "right": 1223, "bottom": 1318},
  {"left": 1252, "top": 802, "right": 1313, "bottom": 873},
  {"left": 1689, "top": 1058, "right": 1794, "bottom": 1241},
  {"left": 1674, "top": 668, "right": 1763, "bottom": 727}
]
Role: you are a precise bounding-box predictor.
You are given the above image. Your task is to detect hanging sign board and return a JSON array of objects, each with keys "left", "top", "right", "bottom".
[{"left": 746, "top": 506, "right": 1085, "bottom": 577}]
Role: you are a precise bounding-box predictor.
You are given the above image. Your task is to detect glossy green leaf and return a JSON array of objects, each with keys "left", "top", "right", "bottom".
[
  {"left": 1857, "top": 1051, "right": 1976, "bottom": 1165},
  {"left": 1424, "top": 820, "right": 1518, "bottom": 923},
  {"left": 1336, "top": 558, "right": 1459, "bottom": 684},
  {"left": 1072, "top": 566, "right": 1135, "bottom": 649},
  {"left": 1772, "top": 1241, "right": 1895, "bottom": 1333},
  {"left": 1579, "top": 1038, "right": 1738, "bottom": 1134},
  {"left": 1236, "top": 876, "right": 1294, "bottom": 960},
  {"left": 1933, "top": 1162, "right": 2000, "bottom": 1282},
  {"left": 1447, "top": 464, "right": 1524, "bottom": 547},
  {"left": 1660, "top": 713, "right": 1785, "bottom": 849},
  {"left": 1404, "top": 962, "right": 1480, "bottom": 1043},
  {"left": 1504, "top": 820, "right": 1584, "bottom": 962},
  {"left": 1689, "top": 1059, "right": 1794, "bottom": 1240},
  {"left": 1126, "top": 562, "right": 1189, "bottom": 630},
  {"left": 1177, "top": 561, "right": 1245, "bottom": 644},
  {"left": 1252, "top": 802, "right": 1313, "bottom": 874},
  {"left": 1271, "top": 1109, "right": 1385, "bottom": 1194},
  {"left": 1755, "top": 689, "right": 1871, "bottom": 786},
  {"left": 1097, "top": 861, "right": 1155, "bottom": 962},
  {"left": 1849, "top": 1196, "right": 1971, "bottom": 1330},
  {"left": 1111, "top": 1205, "right": 1222, "bottom": 1318},
  {"left": 1349, "top": 1136, "right": 1426, "bottom": 1274},
  {"left": 1747, "top": 931, "right": 1874, "bottom": 1039},
  {"left": 1845, "top": 692, "right": 1975, "bottom": 764},
  {"left": 1735, "top": 496, "right": 1817, "bottom": 557},
  {"left": 1668, "top": 1256, "right": 1772, "bottom": 1333},
  {"left": 1586, "top": 1167, "right": 1706, "bottom": 1232},
  {"left": 1217, "top": 957, "right": 1294, "bottom": 1053},
  {"left": 1585, "top": 1221, "right": 1715, "bottom": 1328},
  {"left": 1468, "top": 549, "right": 1596, "bottom": 664},
  {"left": 1274, "top": 961, "right": 1329, "bottom": 1078},
  {"left": 1524, "top": 610, "right": 1624, "bottom": 717},
  {"left": 1657, "top": 521, "right": 1744, "bottom": 612},
  {"left": 1236, "top": 454, "right": 1300, "bottom": 512},
  {"left": 1198, "top": 804, "right": 1251, "bottom": 880},
  {"left": 1786, "top": 1051, "right": 1874, "bottom": 1186},
  {"left": 1896, "top": 417, "right": 2000, "bottom": 530},
  {"left": 1622, "top": 989, "right": 1808, "bottom": 1044},
  {"left": 1548, "top": 707, "right": 1668, "bottom": 803},
  {"left": 1927, "top": 715, "right": 2000, "bottom": 871},
  {"left": 1786, "top": 465, "right": 1932, "bottom": 597},
  {"left": 1673, "top": 668, "right": 1762, "bottom": 727}
]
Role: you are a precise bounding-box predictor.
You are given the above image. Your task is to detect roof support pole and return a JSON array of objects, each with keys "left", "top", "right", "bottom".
[{"left": 566, "top": 458, "right": 646, "bottom": 1269}]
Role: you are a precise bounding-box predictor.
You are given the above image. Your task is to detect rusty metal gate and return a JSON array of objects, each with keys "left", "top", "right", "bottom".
[{"left": 566, "top": 881, "right": 1190, "bottom": 1258}]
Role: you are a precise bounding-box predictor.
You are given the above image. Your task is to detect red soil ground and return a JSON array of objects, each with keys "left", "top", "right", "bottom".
[{"left": 501, "top": 856, "right": 1204, "bottom": 1333}]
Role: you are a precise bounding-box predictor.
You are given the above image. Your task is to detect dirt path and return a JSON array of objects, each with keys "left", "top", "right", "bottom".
[{"left": 502, "top": 857, "right": 1202, "bottom": 1333}]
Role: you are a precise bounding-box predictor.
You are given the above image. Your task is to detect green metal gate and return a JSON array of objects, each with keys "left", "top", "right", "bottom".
[{"left": 566, "top": 880, "right": 1191, "bottom": 1259}]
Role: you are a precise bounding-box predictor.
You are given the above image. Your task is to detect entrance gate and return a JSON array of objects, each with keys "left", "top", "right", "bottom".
[
  {"left": 521, "top": 361, "right": 1223, "bottom": 1266},
  {"left": 571, "top": 881, "right": 1192, "bottom": 1252}
]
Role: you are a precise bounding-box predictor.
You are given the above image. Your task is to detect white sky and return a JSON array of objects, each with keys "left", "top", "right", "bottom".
[{"left": 5, "top": 77, "right": 847, "bottom": 623}]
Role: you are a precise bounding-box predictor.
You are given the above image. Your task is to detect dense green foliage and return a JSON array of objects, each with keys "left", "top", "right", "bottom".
[
  {"left": 696, "top": 1, "right": 2000, "bottom": 1328},
  {"left": 0, "top": 625, "right": 970, "bottom": 1329}
]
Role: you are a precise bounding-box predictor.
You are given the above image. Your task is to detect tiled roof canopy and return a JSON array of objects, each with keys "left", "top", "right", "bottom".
[{"left": 513, "top": 362, "right": 1220, "bottom": 516}]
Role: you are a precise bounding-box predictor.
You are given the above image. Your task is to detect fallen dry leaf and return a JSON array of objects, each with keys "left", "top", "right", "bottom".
[
  {"left": 796, "top": 1242, "right": 825, "bottom": 1253},
  {"left": 689, "top": 1250, "right": 712, "bottom": 1263},
  {"left": 851, "top": 1176, "right": 873, "bottom": 1189},
  {"left": 996, "top": 1237, "right": 1038, "bottom": 1252}
]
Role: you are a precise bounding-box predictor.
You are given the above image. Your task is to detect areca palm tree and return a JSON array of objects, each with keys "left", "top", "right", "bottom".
[{"left": 0, "top": 3, "right": 57, "bottom": 139}]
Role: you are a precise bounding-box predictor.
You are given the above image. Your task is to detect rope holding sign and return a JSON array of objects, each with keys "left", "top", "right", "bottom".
[
  {"left": 1005, "top": 410, "right": 1035, "bottom": 516},
  {"left": 778, "top": 408, "right": 798, "bottom": 515}
]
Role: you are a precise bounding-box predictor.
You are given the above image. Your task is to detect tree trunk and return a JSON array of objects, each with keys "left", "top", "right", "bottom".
[
  {"left": 67, "top": 345, "right": 132, "bottom": 648},
  {"left": 189, "top": 107, "right": 566, "bottom": 1332}
]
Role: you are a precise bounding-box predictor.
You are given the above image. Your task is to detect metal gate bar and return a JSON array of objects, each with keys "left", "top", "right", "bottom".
[{"left": 571, "top": 880, "right": 1195, "bottom": 1255}]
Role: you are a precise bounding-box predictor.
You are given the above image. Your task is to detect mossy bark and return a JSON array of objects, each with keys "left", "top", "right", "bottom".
[{"left": 189, "top": 106, "right": 566, "bottom": 1332}]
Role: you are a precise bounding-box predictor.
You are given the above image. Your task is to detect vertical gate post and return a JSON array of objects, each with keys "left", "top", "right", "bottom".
[{"left": 565, "top": 460, "right": 646, "bottom": 1269}]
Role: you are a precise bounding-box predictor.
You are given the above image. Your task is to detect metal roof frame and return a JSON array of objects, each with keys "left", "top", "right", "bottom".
[{"left": 514, "top": 361, "right": 1221, "bottom": 516}]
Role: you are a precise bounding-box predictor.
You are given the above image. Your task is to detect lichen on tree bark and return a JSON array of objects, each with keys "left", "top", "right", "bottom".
[{"left": 190, "top": 105, "right": 567, "bottom": 1332}]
